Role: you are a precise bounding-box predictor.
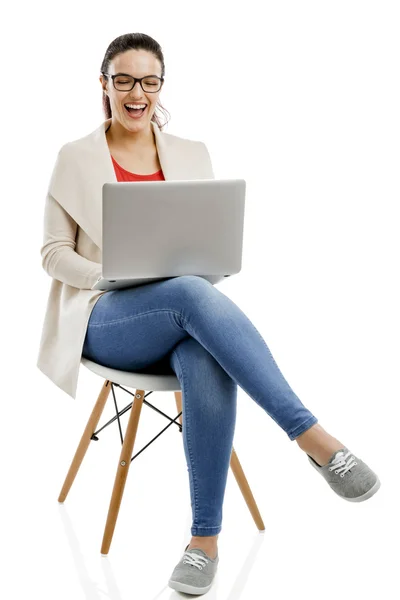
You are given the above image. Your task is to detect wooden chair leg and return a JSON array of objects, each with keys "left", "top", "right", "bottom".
[
  {"left": 101, "top": 389, "right": 145, "bottom": 555},
  {"left": 174, "top": 391, "right": 183, "bottom": 426},
  {"left": 230, "top": 447, "right": 265, "bottom": 531},
  {"left": 174, "top": 391, "right": 265, "bottom": 531},
  {"left": 58, "top": 379, "right": 112, "bottom": 503}
]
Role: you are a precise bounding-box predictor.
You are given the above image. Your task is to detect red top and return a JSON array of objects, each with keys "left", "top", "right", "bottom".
[{"left": 111, "top": 155, "right": 165, "bottom": 181}]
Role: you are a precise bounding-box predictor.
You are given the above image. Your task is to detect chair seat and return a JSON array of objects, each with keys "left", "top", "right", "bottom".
[{"left": 81, "top": 357, "right": 181, "bottom": 391}]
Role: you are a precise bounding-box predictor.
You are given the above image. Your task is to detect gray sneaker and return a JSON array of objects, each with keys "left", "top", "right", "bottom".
[
  {"left": 168, "top": 543, "right": 219, "bottom": 595},
  {"left": 307, "top": 446, "right": 381, "bottom": 502}
]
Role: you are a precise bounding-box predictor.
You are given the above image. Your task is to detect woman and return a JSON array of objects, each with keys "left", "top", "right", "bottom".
[{"left": 38, "top": 32, "right": 380, "bottom": 596}]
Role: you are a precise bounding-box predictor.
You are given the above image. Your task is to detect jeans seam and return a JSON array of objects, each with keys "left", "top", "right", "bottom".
[{"left": 170, "top": 346, "right": 200, "bottom": 529}]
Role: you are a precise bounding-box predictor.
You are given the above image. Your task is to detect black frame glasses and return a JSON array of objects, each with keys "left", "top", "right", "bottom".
[{"left": 101, "top": 71, "right": 164, "bottom": 93}]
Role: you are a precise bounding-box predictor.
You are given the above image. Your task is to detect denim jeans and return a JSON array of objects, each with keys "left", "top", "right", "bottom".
[{"left": 82, "top": 275, "right": 318, "bottom": 536}]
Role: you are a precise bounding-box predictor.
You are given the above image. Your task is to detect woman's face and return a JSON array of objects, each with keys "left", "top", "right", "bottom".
[{"left": 100, "top": 49, "right": 163, "bottom": 131}]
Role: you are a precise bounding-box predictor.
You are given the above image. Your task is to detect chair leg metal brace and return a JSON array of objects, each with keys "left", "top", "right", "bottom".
[{"left": 58, "top": 379, "right": 265, "bottom": 555}]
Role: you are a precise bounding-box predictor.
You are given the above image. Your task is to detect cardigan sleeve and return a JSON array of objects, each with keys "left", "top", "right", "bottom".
[{"left": 40, "top": 192, "right": 102, "bottom": 290}]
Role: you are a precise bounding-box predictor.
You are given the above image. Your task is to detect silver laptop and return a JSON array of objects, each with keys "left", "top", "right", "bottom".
[{"left": 91, "top": 178, "right": 246, "bottom": 291}]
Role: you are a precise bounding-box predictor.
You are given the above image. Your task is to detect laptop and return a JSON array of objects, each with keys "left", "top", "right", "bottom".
[{"left": 91, "top": 178, "right": 246, "bottom": 291}]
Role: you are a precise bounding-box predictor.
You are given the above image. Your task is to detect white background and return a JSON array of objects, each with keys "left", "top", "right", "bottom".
[{"left": 2, "top": 1, "right": 399, "bottom": 598}]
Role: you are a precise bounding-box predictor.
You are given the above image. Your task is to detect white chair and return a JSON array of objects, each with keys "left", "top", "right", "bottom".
[{"left": 57, "top": 357, "right": 265, "bottom": 555}]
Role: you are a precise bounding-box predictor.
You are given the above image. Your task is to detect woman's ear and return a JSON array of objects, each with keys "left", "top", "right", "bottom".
[{"left": 99, "top": 75, "right": 108, "bottom": 96}]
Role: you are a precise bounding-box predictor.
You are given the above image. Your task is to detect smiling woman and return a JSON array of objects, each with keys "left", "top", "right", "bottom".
[
  {"left": 48, "top": 33, "right": 320, "bottom": 596},
  {"left": 99, "top": 33, "right": 170, "bottom": 139},
  {"left": 98, "top": 34, "right": 171, "bottom": 176}
]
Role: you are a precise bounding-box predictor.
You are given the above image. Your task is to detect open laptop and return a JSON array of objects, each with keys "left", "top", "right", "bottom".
[{"left": 91, "top": 178, "right": 246, "bottom": 291}]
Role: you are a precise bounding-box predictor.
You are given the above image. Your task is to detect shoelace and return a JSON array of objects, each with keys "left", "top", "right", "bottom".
[
  {"left": 182, "top": 550, "right": 209, "bottom": 570},
  {"left": 329, "top": 450, "right": 357, "bottom": 477}
]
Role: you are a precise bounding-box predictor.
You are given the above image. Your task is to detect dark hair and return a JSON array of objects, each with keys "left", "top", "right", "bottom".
[{"left": 100, "top": 33, "right": 170, "bottom": 131}]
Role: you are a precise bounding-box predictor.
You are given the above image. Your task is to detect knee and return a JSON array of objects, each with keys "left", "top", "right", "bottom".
[
  {"left": 173, "top": 275, "right": 213, "bottom": 289},
  {"left": 169, "top": 275, "right": 215, "bottom": 304}
]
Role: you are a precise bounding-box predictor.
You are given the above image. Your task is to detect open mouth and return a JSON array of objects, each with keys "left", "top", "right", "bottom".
[{"left": 124, "top": 104, "right": 148, "bottom": 118}]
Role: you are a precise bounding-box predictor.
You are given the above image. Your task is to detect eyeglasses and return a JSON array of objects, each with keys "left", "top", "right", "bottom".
[{"left": 102, "top": 72, "right": 164, "bottom": 93}]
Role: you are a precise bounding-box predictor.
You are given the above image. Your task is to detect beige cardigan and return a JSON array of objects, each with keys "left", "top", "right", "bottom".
[{"left": 37, "top": 117, "right": 215, "bottom": 400}]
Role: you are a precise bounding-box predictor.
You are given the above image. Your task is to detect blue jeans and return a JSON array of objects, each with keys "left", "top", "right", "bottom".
[{"left": 82, "top": 275, "right": 318, "bottom": 536}]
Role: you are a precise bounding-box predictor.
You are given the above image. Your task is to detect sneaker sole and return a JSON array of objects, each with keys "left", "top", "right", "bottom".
[{"left": 168, "top": 578, "right": 214, "bottom": 594}]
